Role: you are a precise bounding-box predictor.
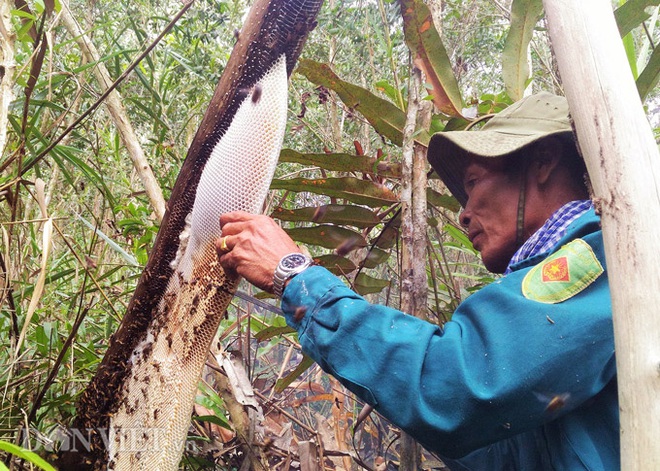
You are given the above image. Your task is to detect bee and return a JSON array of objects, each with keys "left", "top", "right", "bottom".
[
  {"left": 312, "top": 205, "right": 327, "bottom": 223},
  {"left": 334, "top": 235, "right": 362, "bottom": 256},
  {"left": 293, "top": 306, "right": 307, "bottom": 322},
  {"left": 534, "top": 392, "right": 571, "bottom": 413},
  {"left": 251, "top": 84, "right": 262, "bottom": 104},
  {"left": 237, "top": 84, "right": 262, "bottom": 105}
]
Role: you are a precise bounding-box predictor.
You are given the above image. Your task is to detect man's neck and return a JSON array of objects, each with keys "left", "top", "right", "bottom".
[{"left": 505, "top": 199, "right": 593, "bottom": 273}]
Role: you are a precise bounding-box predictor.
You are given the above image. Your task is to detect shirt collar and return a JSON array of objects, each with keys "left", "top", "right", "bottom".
[{"left": 505, "top": 199, "right": 593, "bottom": 274}]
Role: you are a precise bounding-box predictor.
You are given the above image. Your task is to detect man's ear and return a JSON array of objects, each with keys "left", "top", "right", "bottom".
[{"left": 531, "top": 137, "right": 563, "bottom": 186}]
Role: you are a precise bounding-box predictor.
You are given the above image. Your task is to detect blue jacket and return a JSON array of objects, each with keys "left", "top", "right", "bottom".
[{"left": 281, "top": 209, "right": 618, "bottom": 470}]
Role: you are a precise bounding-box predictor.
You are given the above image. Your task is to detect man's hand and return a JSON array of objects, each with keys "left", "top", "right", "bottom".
[{"left": 216, "top": 211, "right": 301, "bottom": 293}]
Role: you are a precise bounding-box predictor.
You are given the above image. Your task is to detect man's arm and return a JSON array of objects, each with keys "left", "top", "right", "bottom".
[
  {"left": 217, "top": 211, "right": 616, "bottom": 458},
  {"left": 281, "top": 258, "right": 615, "bottom": 458}
]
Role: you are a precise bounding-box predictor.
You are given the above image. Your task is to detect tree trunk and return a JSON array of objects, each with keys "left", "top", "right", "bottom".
[
  {"left": 543, "top": 1, "right": 660, "bottom": 469},
  {"left": 399, "top": 66, "right": 429, "bottom": 470}
]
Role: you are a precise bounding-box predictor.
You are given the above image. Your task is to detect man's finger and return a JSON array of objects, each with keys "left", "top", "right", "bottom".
[
  {"left": 216, "top": 236, "right": 231, "bottom": 254},
  {"left": 215, "top": 236, "right": 234, "bottom": 257},
  {"left": 219, "top": 210, "right": 253, "bottom": 227}
]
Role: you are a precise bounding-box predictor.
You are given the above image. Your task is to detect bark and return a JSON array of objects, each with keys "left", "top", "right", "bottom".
[
  {"left": 400, "top": 67, "right": 429, "bottom": 320},
  {"left": 543, "top": 1, "right": 660, "bottom": 469},
  {"left": 60, "top": 2, "right": 167, "bottom": 221}
]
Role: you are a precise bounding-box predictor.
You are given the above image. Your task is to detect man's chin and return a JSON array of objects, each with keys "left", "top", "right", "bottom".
[{"left": 481, "top": 253, "right": 509, "bottom": 274}]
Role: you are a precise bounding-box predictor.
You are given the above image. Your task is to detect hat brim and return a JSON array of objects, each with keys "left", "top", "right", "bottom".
[{"left": 427, "top": 129, "right": 573, "bottom": 207}]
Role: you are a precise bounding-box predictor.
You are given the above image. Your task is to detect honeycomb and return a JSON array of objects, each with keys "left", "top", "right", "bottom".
[{"left": 107, "top": 54, "right": 288, "bottom": 470}]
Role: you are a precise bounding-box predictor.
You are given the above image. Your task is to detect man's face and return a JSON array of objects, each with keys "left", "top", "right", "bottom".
[{"left": 459, "top": 158, "right": 522, "bottom": 273}]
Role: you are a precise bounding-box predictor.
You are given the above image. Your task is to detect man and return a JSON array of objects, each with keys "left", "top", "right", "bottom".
[{"left": 216, "top": 92, "right": 617, "bottom": 470}]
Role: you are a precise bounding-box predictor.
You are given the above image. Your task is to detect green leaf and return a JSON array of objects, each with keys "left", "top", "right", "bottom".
[
  {"left": 285, "top": 225, "right": 367, "bottom": 251},
  {"left": 196, "top": 381, "right": 228, "bottom": 420},
  {"left": 279, "top": 148, "right": 401, "bottom": 178},
  {"left": 71, "top": 50, "right": 137, "bottom": 74},
  {"left": 361, "top": 247, "right": 390, "bottom": 269},
  {"left": 25, "top": 99, "right": 67, "bottom": 113},
  {"left": 77, "top": 215, "right": 139, "bottom": 267},
  {"left": 354, "top": 273, "right": 390, "bottom": 295},
  {"left": 442, "top": 116, "right": 472, "bottom": 131},
  {"left": 271, "top": 176, "right": 398, "bottom": 207},
  {"left": 313, "top": 254, "right": 357, "bottom": 275},
  {"left": 11, "top": 8, "right": 35, "bottom": 20},
  {"left": 128, "top": 97, "right": 170, "bottom": 130},
  {"left": 637, "top": 42, "right": 660, "bottom": 100},
  {"left": 399, "top": 0, "right": 464, "bottom": 116},
  {"left": 254, "top": 325, "right": 296, "bottom": 342},
  {"left": 622, "top": 31, "right": 639, "bottom": 79},
  {"left": 375, "top": 80, "right": 404, "bottom": 108},
  {"left": 477, "top": 92, "right": 513, "bottom": 115},
  {"left": 443, "top": 223, "right": 476, "bottom": 254},
  {"left": 50, "top": 145, "right": 115, "bottom": 208},
  {"left": 275, "top": 354, "right": 315, "bottom": 392},
  {"left": 297, "top": 59, "right": 430, "bottom": 147},
  {"left": 272, "top": 204, "right": 381, "bottom": 228},
  {"left": 372, "top": 223, "right": 399, "bottom": 249},
  {"left": 193, "top": 414, "right": 232, "bottom": 431},
  {"left": 614, "top": 0, "right": 660, "bottom": 37},
  {"left": 427, "top": 188, "right": 461, "bottom": 212},
  {"left": 0, "top": 441, "right": 56, "bottom": 471},
  {"left": 502, "top": 0, "right": 544, "bottom": 101},
  {"left": 35, "top": 324, "right": 51, "bottom": 357}
]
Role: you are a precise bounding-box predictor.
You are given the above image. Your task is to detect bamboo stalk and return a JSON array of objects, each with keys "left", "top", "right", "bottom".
[{"left": 0, "top": 0, "right": 15, "bottom": 159}]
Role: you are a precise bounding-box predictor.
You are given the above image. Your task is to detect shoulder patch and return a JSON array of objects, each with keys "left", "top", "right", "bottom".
[{"left": 522, "top": 239, "right": 604, "bottom": 304}]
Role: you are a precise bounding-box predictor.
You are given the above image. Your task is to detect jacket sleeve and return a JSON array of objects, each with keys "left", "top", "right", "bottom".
[{"left": 280, "top": 235, "right": 615, "bottom": 458}]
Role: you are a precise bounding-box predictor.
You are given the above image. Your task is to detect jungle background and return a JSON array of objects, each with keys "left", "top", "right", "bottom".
[{"left": 1, "top": 0, "right": 659, "bottom": 469}]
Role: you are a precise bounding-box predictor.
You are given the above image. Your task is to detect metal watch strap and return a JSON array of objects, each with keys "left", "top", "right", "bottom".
[{"left": 273, "top": 253, "right": 313, "bottom": 298}]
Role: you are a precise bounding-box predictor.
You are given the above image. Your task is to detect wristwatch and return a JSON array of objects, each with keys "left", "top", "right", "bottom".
[{"left": 273, "top": 253, "right": 313, "bottom": 298}]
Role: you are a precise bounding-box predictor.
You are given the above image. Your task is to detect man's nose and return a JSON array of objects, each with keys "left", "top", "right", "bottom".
[{"left": 459, "top": 208, "right": 471, "bottom": 228}]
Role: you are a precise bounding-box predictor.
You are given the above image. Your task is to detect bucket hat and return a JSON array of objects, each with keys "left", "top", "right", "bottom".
[{"left": 427, "top": 92, "right": 574, "bottom": 207}]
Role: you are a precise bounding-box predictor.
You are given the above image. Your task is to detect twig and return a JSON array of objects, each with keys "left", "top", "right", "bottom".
[{"left": 253, "top": 389, "right": 318, "bottom": 436}]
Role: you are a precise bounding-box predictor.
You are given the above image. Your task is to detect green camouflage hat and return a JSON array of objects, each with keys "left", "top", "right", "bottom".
[{"left": 427, "top": 92, "right": 574, "bottom": 207}]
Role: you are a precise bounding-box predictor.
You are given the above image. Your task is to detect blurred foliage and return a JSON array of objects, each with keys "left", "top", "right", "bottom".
[{"left": 1, "top": 0, "right": 658, "bottom": 469}]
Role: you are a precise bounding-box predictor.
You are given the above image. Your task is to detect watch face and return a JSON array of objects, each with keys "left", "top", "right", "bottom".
[{"left": 282, "top": 253, "right": 307, "bottom": 269}]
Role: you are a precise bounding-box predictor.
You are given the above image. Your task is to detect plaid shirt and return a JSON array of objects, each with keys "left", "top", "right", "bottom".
[{"left": 505, "top": 199, "right": 593, "bottom": 274}]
